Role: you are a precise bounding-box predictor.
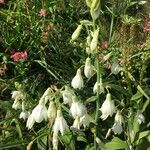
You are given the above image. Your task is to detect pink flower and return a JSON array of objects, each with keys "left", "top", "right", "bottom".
[
  {"left": 143, "top": 20, "right": 150, "bottom": 33},
  {"left": 101, "top": 41, "right": 108, "bottom": 49},
  {"left": 10, "top": 51, "right": 28, "bottom": 62},
  {"left": 0, "top": 0, "right": 5, "bottom": 4},
  {"left": 39, "top": 9, "right": 46, "bottom": 17}
]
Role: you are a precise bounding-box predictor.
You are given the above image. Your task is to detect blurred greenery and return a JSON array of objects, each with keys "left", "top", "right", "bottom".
[{"left": 0, "top": 0, "right": 150, "bottom": 149}]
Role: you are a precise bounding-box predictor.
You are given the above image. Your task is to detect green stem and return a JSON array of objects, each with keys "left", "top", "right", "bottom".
[
  {"left": 94, "top": 57, "right": 101, "bottom": 149},
  {"left": 109, "top": 7, "right": 114, "bottom": 44}
]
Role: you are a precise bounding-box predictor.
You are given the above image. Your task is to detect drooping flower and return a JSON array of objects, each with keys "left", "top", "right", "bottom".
[
  {"left": 70, "top": 96, "right": 87, "bottom": 119},
  {"left": 39, "top": 8, "right": 46, "bottom": 17},
  {"left": 61, "top": 86, "right": 74, "bottom": 104},
  {"left": 71, "top": 69, "right": 84, "bottom": 89},
  {"left": 53, "top": 110, "right": 69, "bottom": 135},
  {"left": 31, "top": 103, "right": 47, "bottom": 123},
  {"left": 93, "top": 81, "right": 104, "bottom": 94},
  {"left": 19, "top": 111, "right": 30, "bottom": 121},
  {"left": 112, "top": 111, "right": 123, "bottom": 134},
  {"left": 135, "top": 111, "right": 145, "bottom": 124},
  {"left": 100, "top": 93, "right": 116, "bottom": 120},
  {"left": 80, "top": 114, "right": 94, "bottom": 128},
  {"left": 26, "top": 114, "right": 35, "bottom": 129},
  {"left": 84, "top": 57, "right": 95, "bottom": 79},
  {"left": 10, "top": 51, "right": 28, "bottom": 61}
]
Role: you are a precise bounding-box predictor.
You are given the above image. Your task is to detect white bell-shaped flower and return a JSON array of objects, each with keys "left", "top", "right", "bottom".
[
  {"left": 135, "top": 111, "right": 145, "bottom": 124},
  {"left": 61, "top": 86, "right": 74, "bottom": 105},
  {"left": 26, "top": 114, "right": 35, "bottom": 129},
  {"left": 93, "top": 81, "right": 104, "bottom": 94},
  {"left": 112, "top": 111, "right": 123, "bottom": 134},
  {"left": 53, "top": 110, "right": 69, "bottom": 135},
  {"left": 80, "top": 114, "right": 93, "bottom": 128},
  {"left": 71, "top": 69, "right": 84, "bottom": 89},
  {"left": 19, "top": 111, "right": 30, "bottom": 121},
  {"left": 47, "top": 101, "right": 57, "bottom": 123},
  {"left": 70, "top": 96, "right": 87, "bottom": 118},
  {"left": 31, "top": 103, "right": 47, "bottom": 123},
  {"left": 84, "top": 57, "right": 95, "bottom": 79},
  {"left": 100, "top": 93, "right": 116, "bottom": 120}
]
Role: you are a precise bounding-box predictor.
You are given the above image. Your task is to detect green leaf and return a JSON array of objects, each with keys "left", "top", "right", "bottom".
[
  {"left": 37, "top": 135, "right": 47, "bottom": 150},
  {"left": 76, "top": 132, "right": 87, "bottom": 143},
  {"left": 131, "top": 91, "right": 143, "bottom": 101},
  {"left": 85, "top": 96, "right": 97, "bottom": 103},
  {"left": 85, "top": 144, "right": 95, "bottom": 150},
  {"left": 105, "top": 137, "right": 128, "bottom": 150},
  {"left": 59, "top": 132, "right": 75, "bottom": 150},
  {"left": 138, "top": 131, "right": 150, "bottom": 141}
]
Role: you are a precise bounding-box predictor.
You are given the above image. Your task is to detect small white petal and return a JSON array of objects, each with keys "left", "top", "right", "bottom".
[
  {"left": 136, "top": 111, "right": 145, "bottom": 124},
  {"left": 26, "top": 114, "right": 35, "bottom": 129},
  {"left": 72, "top": 117, "right": 80, "bottom": 129},
  {"left": 12, "top": 99, "right": 22, "bottom": 110}
]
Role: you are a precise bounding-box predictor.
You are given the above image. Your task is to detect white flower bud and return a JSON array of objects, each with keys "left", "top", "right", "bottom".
[
  {"left": 71, "top": 24, "right": 82, "bottom": 41},
  {"left": 47, "top": 101, "right": 57, "bottom": 122},
  {"left": 100, "top": 93, "right": 116, "bottom": 120},
  {"left": 71, "top": 69, "right": 84, "bottom": 89},
  {"left": 90, "top": 28, "right": 99, "bottom": 52},
  {"left": 84, "top": 57, "right": 95, "bottom": 79}
]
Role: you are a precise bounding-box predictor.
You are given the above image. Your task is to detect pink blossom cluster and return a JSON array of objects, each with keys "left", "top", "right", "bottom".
[
  {"left": 39, "top": 9, "right": 46, "bottom": 17},
  {"left": 0, "top": 0, "right": 5, "bottom": 4},
  {"left": 10, "top": 51, "right": 28, "bottom": 61},
  {"left": 143, "top": 20, "right": 150, "bottom": 33}
]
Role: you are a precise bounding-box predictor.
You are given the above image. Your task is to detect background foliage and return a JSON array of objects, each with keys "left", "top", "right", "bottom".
[{"left": 0, "top": 0, "right": 150, "bottom": 150}]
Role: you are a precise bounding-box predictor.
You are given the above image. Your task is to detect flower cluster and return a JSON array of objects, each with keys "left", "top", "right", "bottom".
[
  {"left": 143, "top": 20, "right": 150, "bottom": 33},
  {"left": 10, "top": 51, "right": 28, "bottom": 62}
]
